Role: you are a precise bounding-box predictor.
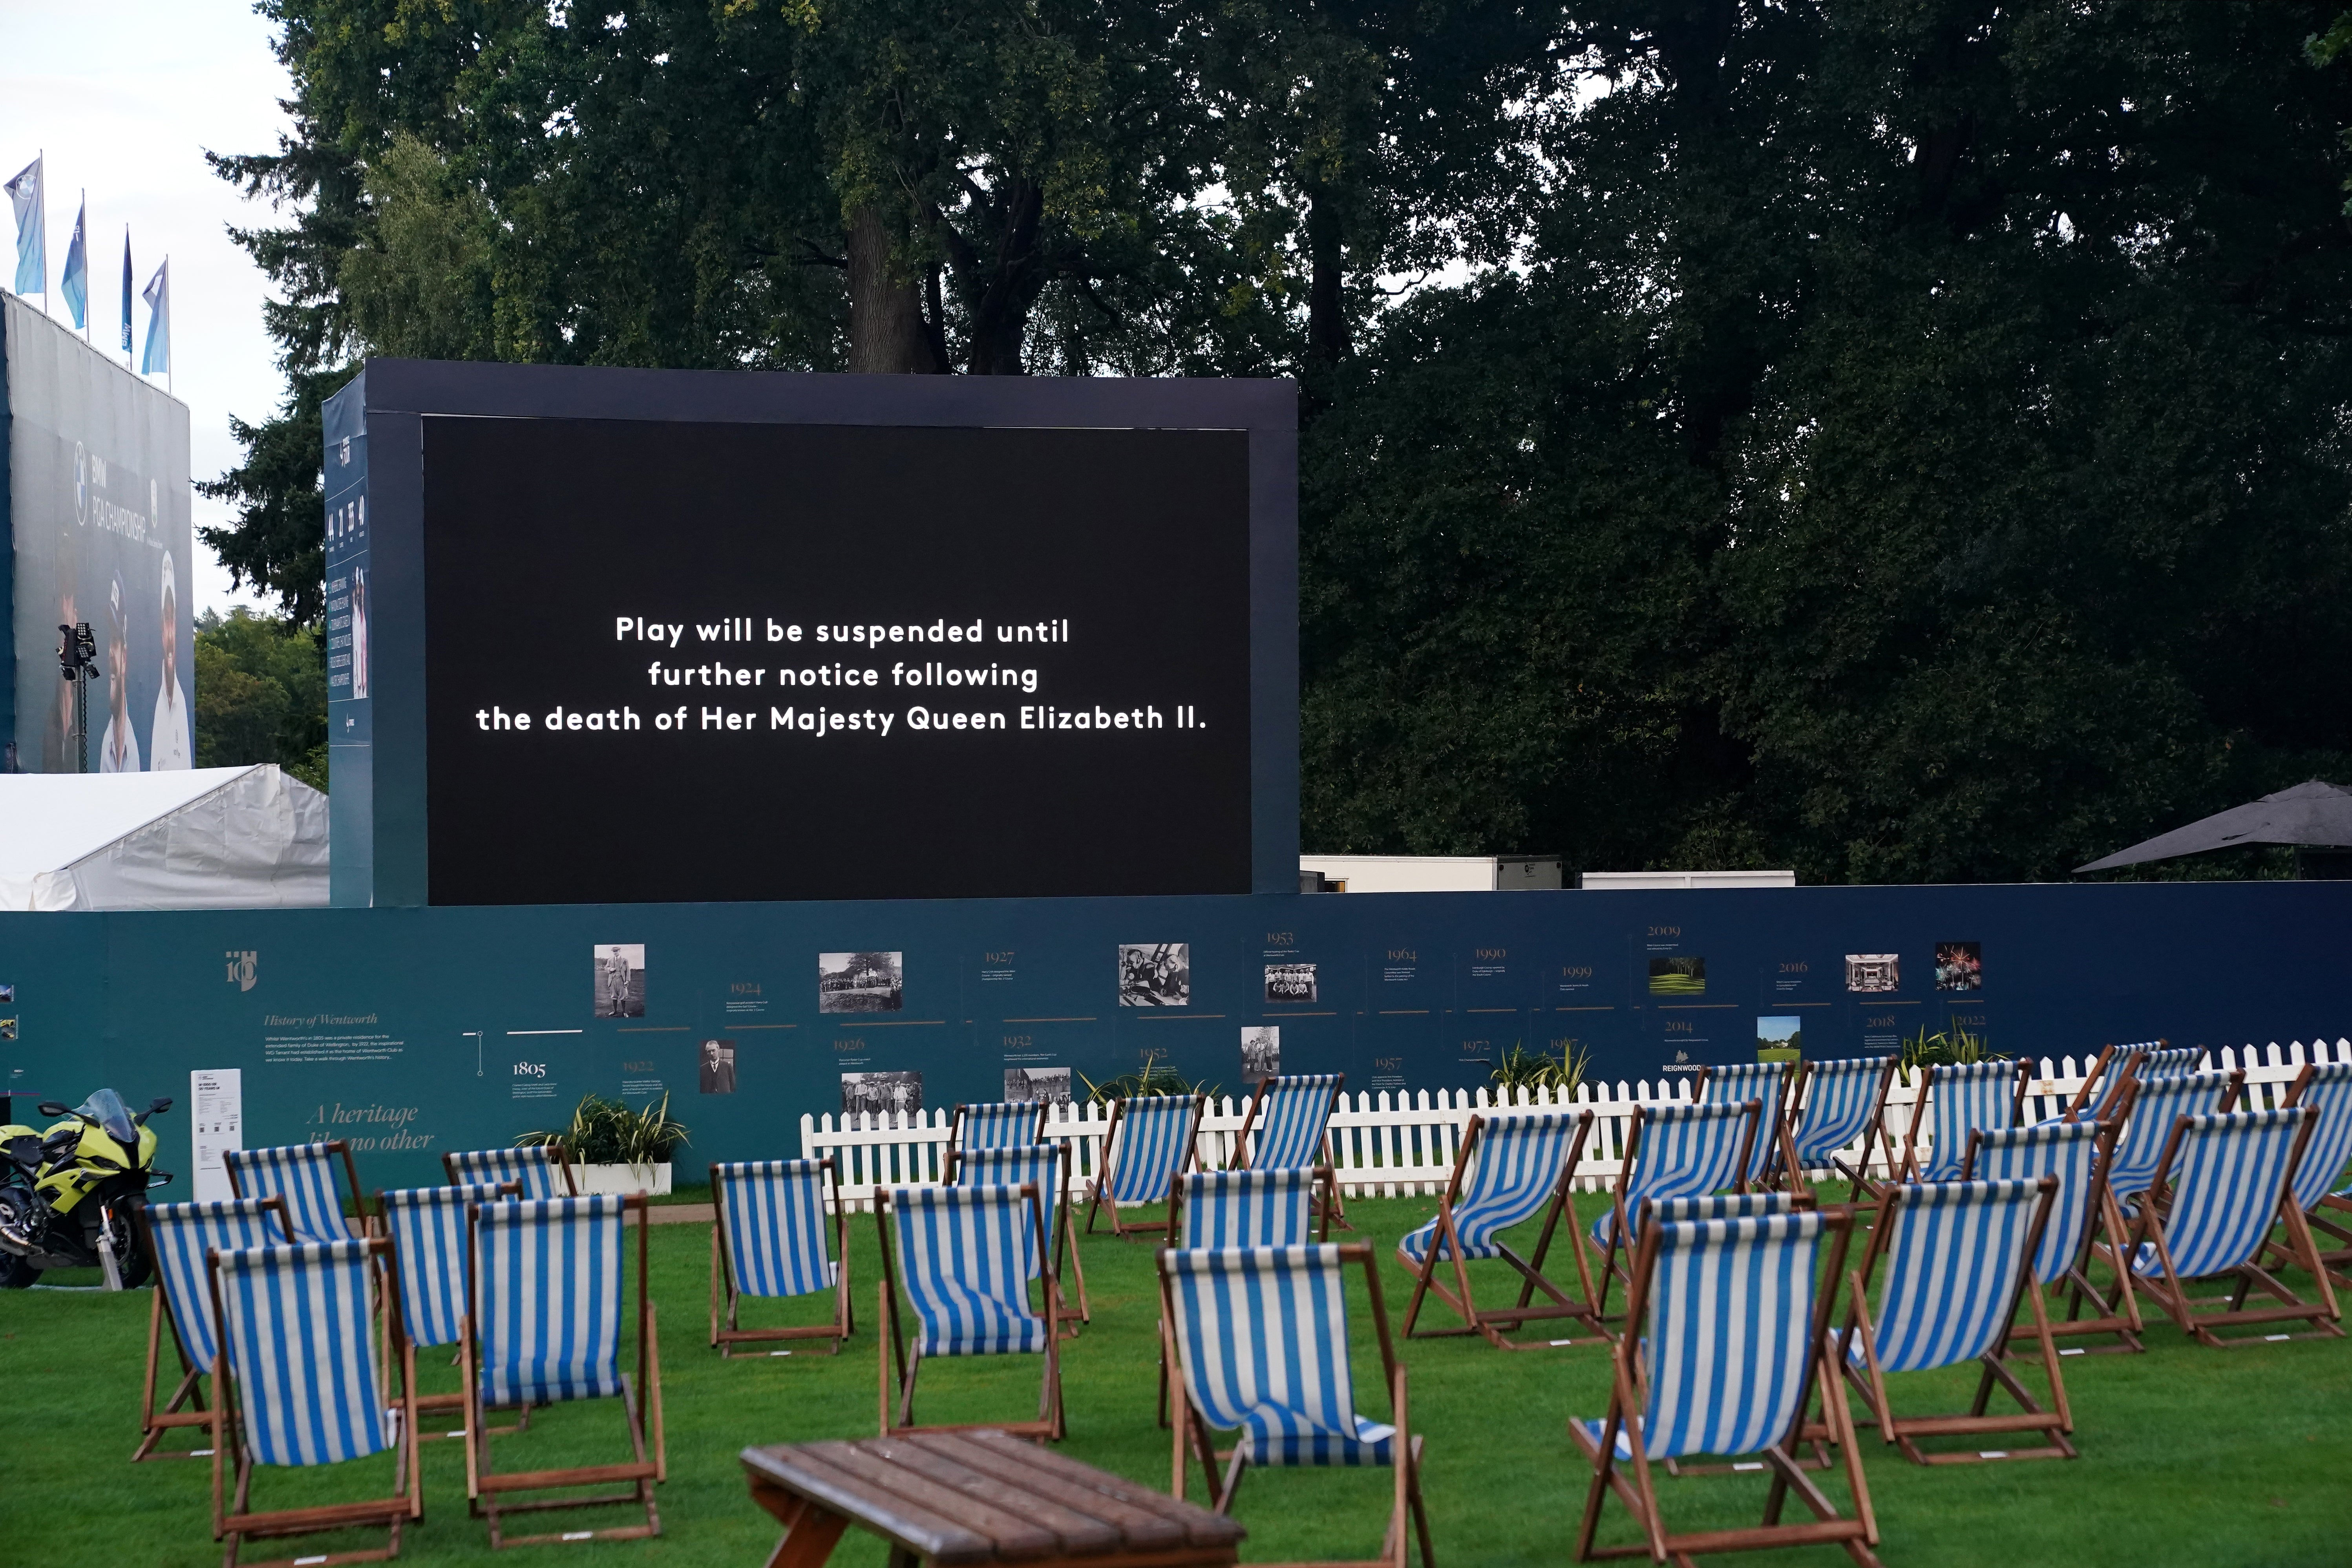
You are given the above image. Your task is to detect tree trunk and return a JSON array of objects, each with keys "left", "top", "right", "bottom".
[
  {"left": 1306, "top": 185, "right": 1350, "bottom": 369},
  {"left": 847, "top": 205, "right": 939, "bottom": 373}
]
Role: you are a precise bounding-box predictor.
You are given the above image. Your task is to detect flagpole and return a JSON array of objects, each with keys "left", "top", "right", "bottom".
[
  {"left": 37, "top": 148, "right": 48, "bottom": 318},
  {"left": 79, "top": 189, "right": 88, "bottom": 343}
]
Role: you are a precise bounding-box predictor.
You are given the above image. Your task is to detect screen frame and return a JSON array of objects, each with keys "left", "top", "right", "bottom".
[{"left": 326, "top": 360, "right": 1299, "bottom": 907}]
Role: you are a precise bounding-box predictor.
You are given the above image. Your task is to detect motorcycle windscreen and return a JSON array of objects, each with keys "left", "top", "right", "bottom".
[{"left": 73, "top": 1089, "right": 137, "bottom": 1149}]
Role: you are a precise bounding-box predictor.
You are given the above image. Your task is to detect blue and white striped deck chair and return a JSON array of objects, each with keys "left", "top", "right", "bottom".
[
  {"left": 2101, "top": 1069, "right": 2242, "bottom": 1213},
  {"left": 2059, "top": 1041, "right": 2163, "bottom": 1124},
  {"left": 207, "top": 1238, "right": 417, "bottom": 1556},
  {"left": 1790, "top": 1056, "right": 1898, "bottom": 1194},
  {"left": 1836, "top": 1177, "right": 2074, "bottom": 1464},
  {"left": 958, "top": 1142, "right": 1089, "bottom": 1325},
  {"left": 1966, "top": 1121, "right": 2143, "bottom": 1352},
  {"left": 132, "top": 1196, "right": 291, "bottom": 1461},
  {"left": 1569, "top": 1207, "right": 1876, "bottom": 1566},
  {"left": 1085, "top": 1092, "right": 1204, "bottom": 1240},
  {"left": 1593, "top": 1099, "right": 1761, "bottom": 1317},
  {"left": 379, "top": 1182, "right": 517, "bottom": 1440},
  {"left": 225, "top": 1140, "right": 366, "bottom": 1242},
  {"left": 1175, "top": 1169, "right": 1319, "bottom": 1248},
  {"left": 1159, "top": 1243, "right": 1433, "bottom": 1567},
  {"left": 467, "top": 1195, "right": 663, "bottom": 1543},
  {"left": 1399, "top": 1111, "right": 1603, "bottom": 1349},
  {"left": 710, "top": 1158, "right": 850, "bottom": 1358},
  {"left": 1899, "top": 1061, "right": 2029, "bottom": 1182},
  {"left": 1701, "top": 1064, "right": 1796, "bottom": 1187},
  {"left": 2280, "top": 1062, "right": 2352, "bottom": 1288},
  {"left": 1236, "top": 1072, "right": 1350, "bottom": 1233},
  {"left": 443, "top": 1142, "right": 573, "bottom": 1197},
  {"left": 949, "top": 1101, "right": 1044, "bottom": 1171},
  {"left": 878, "top": 1182, "right": 1063, "bottom": 1439},
  {"left": 2127, "top": 1108, "right": 2345, "bottom": 1347}
]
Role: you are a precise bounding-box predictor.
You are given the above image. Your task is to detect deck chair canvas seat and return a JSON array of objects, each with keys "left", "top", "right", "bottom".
[
  {"left": 1234, "top": 1073, "right": 1348, "bottom": 1231},
  {"left": 378, "top": 1183, "right": 519, "bottom": 1442},
  {"left": 948, "top": 1101, "right": 1045, "bottom": 1168},
  {"left": 876, "top": 1182, "right": 1064, "bottom": 1441},
  {"left": 467, "top": 1195, "right": 665, "bottom": 1545},
  {"left": 1153, "top": 1170, "right": 1321, "bottom": 1429},
  {"left": 133, "top": 1197, "right": 292, "bottom": 1461},
  {"left": 1085, "top": 1093, "right": 1205, "bottom": 1240},
  {"left": 1569, "top": 1206, "right": 1878, "bottom": 1568},
  {"left": 226, "top": 1141, "right": 367, "bottom": 1243},
  {"left": 1399, "top": 1111, "right": 1604, "bottom": 1349},
  {"left": 2277, "top": 1062, "right": 2352, "bottom": 1288},
  {"left": 1899, "top": 1062, "right": 2031, "bottom": 1182},
  {"left": 709, "top": 1159, "right": 851, "bottom": 1358},
  {"left": 1592, "top": 1100, "right": 1761, "bottom": 1317},
  {"left": 1789, "top": 1057, "right": 1898, "bottom": 1196},
  {"left": 443, "top": 1145, "right": 574, "bottom": 1198},
  {"left": 2055, "top": 1041, "right": 2166, "bottom": 1125},
  {"left": 957, "top": 1142, "right": 1089, "bottom": 1326},
  {"left": 2126, "top": 1108, "right": 2343, "bottom": 1348},
  {"left": 207, "top": 1238, "right": 418, "bottom": 1567},
  {"left": 1700, "top": 1065, "right": 1797, "bottom": 1188},
  {"left": 1159, "top": 1243, "right": 1434, "bottom": 1568},
  {"left": 1965, "top": 1121, "right": 2141, "bottom": 1354},
  {"left": 2100, "top": 1070, "right": 2244, "bottom": 1212},
  {"left": 1825, "top": 1177, "right": 2074, "bottom": 1465}
]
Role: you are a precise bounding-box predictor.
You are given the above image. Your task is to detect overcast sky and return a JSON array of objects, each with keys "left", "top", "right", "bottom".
[{"left": 2, "top": 0, "right": 297, "bottom": 619}]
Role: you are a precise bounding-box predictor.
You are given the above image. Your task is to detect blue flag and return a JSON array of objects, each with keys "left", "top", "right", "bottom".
[
  {"left": 140, "top": 258, "right": 169, "bottom": 375},
  {"left": 120, "top": 229, "right": 133, "bottom": 352},
  {"left": 60, "top": 194, "right": 87, "bottom": 329},
  {"left": 4, "top": 155, "right": 43, "bottom": 296}
]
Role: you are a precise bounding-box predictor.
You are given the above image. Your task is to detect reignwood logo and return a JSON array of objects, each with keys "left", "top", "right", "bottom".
[{"left": 225, "top": 951, "right": 258, "bottom": 991}]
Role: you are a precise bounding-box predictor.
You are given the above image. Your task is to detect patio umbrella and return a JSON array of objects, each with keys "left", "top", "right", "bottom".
[{"left": 2074, "top": 780, "right": 2352, "bottom": 873}]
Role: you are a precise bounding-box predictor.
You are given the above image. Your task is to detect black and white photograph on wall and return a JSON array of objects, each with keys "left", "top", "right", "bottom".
[
  {"left": 1003, "top": 1065, "right": 1073, "bottom": 1106},
  {"left": 592, "top": 944, "right": 646, "bottom": 1017},
  {"left": 841, "top": 1070, "right": 923, "bottom": 1119},
  {"left": 1935, "top": 942, "right": 1983, "bottom": 992},
  {"left": 1844, "top": 953, "right": 1900, "bottom": 993},
  {"left": 818, "top": 951, "right": 905, "bottom": 1014},
  {"left": 1118, "top": 943, "right": 1190, "bottom": 1007},
  {"left": 1241, "top": 1025, "right": 1280, "bottom": 1082},
  {"left": 698, "top": 1038, "right": 737, "bottom": 1095},
  {"left": 1264, "top": 963, "right": 1318, "bottom": 1003}
]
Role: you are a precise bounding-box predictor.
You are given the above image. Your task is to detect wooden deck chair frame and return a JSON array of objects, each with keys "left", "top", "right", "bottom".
[
  {"left": 1787, "top": 1057, "right": 1901, "bottom": 1200},
  {"left": 226, "top": 1139, "right": 371, "bottom": 1240},
  {"left": 957, "top": 1141, "right": 1092, "bottom": 1330},
  {"left": 376, "top": 1181, "right": 523, "bottom": 1446},
  {"left": 708, "top": 1157, "right": 853, "bottom": 1358},
  {"left": 1159, "top": 1243, "right": 1434, "bottom": 1568},
  {"left": 1233, "top": 1073, "right": 1351, "bottom": 1232},
  {"left": 1400, "top": 1110, "right": 1606, "bottom": 1349},
  {"left": 2126, "top": 1110, "right": 2344, "bottom": 1349},
  {"left": 205, "top": 1236, "right": 418, "bottom": 1568},
  {"left": 2059, "top": 1040, "right": 2167, "bottom": 1122},
  {"left": 1084, "top": 1091, "right": 1207, "bottom": 1240},
  {"left": 464, "top": 1193, "right": 665, "bottom": 1546},
  {"left": 1571, "top": 1207, "right": 1878, "bottom": 1568},
  {"left": 1826, "top": 1176, "right": 2075, "bottom": 1465},
  {"left": 2272, "top": 1062, "right": 2352, "bottom": 1290},
  {"left": 2078, "top": 1069, "right": 2243, "bottom": 1340},
  {"left": 1897, "top": 1061, "right": 2032, "bottom": 1183},
  {"left": 875, "top": 1181, "right": 1065, "bottom": 1442},
  {"left": 944, "top": 1101, "right": 1046, "bottom": 1175},
  {"left": 1698, "top": 1065, "right": 1807, "bottom": 1193},
  {"left": 442, "top": 1142, "right": 577, "bottom": 1197},
  {"left": 1593, "top": 1100, "right": 1762, "bottom": 1319},
  {"left": 1962, "top": 1120, "right": 2145, "bottom": 1355},
  {"left": 132, "top": 1195, "right": 292, "bottom": 1462}
]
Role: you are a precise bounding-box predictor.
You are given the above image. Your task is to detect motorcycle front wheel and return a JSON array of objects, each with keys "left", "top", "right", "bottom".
[{"left": 0, "top": 1250, "right": 36, "bottom": 1289}]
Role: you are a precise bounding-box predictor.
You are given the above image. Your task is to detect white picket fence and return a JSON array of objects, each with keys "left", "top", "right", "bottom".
[{"left": 799, "top": 1037, "right": 2352, "bottom": 1212}]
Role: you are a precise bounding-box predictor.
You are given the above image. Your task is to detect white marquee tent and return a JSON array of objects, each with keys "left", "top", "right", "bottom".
[{"left": 0, "top": 766, "right": 328, "bottom": 911}]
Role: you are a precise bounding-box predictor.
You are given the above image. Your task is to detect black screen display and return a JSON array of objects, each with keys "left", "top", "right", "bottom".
[{"left": 422, "top": 417, "right": 1253, "bottom": 904}]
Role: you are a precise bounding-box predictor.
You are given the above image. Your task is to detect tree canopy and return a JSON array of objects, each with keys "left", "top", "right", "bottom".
[{"left": 208, "top": 0, "right": 2352, "bottom": 881}]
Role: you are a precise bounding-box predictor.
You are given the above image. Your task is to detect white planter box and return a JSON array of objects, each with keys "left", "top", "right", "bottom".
[{"left": 572, "top": 1162, "right": 673, "bottom": 1197}]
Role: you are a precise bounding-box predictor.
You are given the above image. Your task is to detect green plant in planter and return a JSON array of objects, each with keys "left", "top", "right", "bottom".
[
  {"left": 1489, "top": 1041, "right": 1588, "bottom": 1099},
  {"left": 1080, "top": 1048, "right": 1221, "bottom": 1106},
  {"left": 1896, "top": 1023, "right": 2008, "bottom": 1084},
  {"left": 519, "top": 1092, "right": 690, "bottom": 1165}
]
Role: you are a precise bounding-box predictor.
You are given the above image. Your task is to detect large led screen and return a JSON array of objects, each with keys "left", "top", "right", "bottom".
[{"left": 422, "top": 416, "right": 1254, "bottom": 903}]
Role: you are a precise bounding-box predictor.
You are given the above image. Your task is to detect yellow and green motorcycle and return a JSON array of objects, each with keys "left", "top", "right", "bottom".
[{"left": 0, "top": 1088, "right": 174, "bottom": 1289}]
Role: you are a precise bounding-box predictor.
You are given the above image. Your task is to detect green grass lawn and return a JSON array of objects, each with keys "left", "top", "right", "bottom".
[{"left": 2, "top": 1192, "right": 2346, "bottom": 1565}]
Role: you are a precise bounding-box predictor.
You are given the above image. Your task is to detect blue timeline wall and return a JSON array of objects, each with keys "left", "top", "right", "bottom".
[{"left": 3, "top": 880, "right": 2350, "bottom": 1190}]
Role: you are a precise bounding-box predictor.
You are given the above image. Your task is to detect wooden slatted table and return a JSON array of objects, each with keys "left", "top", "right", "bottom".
[{"left": 742, "top": 1429, "right": 1248, "bottom": 1568}]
